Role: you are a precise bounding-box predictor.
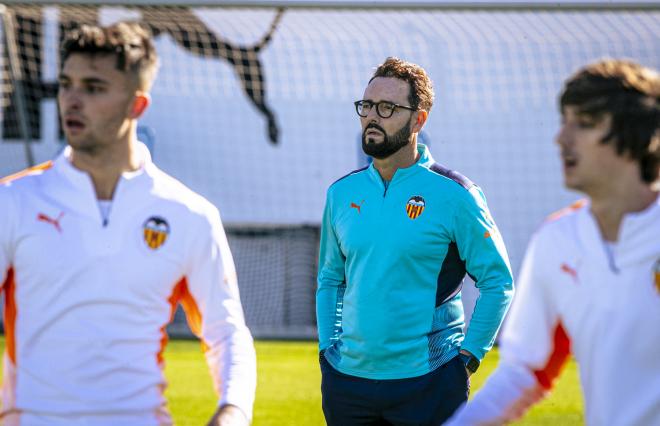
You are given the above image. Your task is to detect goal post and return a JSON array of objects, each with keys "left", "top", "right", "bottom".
[
  {"left": 4, "top": 0, "right": 659, "bottom": 9},
  {"left": 0, "top": 1, "right": 658, "bottom": 339}
]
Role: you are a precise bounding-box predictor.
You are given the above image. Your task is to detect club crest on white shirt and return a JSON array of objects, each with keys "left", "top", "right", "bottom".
[
  {"left": 143, "top": 216, "right": 170, "bottom": 250},
  {"left": 654, "top": 259, "right": 660, "bottom": 294}
]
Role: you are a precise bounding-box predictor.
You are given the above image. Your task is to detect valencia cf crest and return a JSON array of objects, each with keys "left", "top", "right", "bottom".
[
  {"left": 406, "top": 196, "right": 426, "bottom": 220},
  {"left": 143, "top": 216, "right": 170, "bottom": 250}
]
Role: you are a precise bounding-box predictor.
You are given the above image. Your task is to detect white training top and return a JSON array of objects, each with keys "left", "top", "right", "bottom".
[
  {"left": 446, "top": 198, "right": 660, "bottom": 426},
  {"left": 0, "top": 144, "right": 257, "bottom": 425}
]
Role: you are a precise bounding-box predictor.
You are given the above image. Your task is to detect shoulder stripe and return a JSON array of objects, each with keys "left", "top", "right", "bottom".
[
  {"left": 545, "top": 199, "right": 587, "bottom": 223},
  {"left": 429, "top": 163, "right": 475, "bottom": 190},
  {"left": 0, "top": 161, "right": 53, "bottom": 185},
  {"left": 331, "top": 165, "right": 369, "bottom": 186}
]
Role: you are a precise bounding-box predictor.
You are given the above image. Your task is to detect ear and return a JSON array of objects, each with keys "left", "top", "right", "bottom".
[
  {"left": 412, "top": 110, "right": 428, "bottom": 133},
  {"left": 128, "top": 92, "right": 151, "bottom": 119}
]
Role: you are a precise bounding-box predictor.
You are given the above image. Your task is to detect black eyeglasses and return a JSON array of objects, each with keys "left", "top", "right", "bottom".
[{"left": 354, "top": 100, "right": 417, "bottom": 119}]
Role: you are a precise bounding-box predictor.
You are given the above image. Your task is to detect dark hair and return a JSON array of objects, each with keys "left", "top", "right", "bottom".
[
  {"left": 560, "top": 59, "right": 659, "bottom": 183},
  {"left": 60, "top": 21, "right": 159, "bottom": 91},
  {"left": 370, "top": 57, "right": 434, "bottom": 112}
]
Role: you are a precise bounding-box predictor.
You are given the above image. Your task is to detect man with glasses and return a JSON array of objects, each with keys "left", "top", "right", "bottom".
[{"left": 316, "top": 57, "right": 514, "bottom": 425}]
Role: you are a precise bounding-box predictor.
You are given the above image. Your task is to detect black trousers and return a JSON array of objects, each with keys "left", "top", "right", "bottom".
[{"left": 321, "top": 354, "right": 469, "bottom": 426}]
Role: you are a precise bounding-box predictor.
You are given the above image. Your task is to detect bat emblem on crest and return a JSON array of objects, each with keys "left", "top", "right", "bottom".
[
  {"left": 406, "top": 196, "right": 425, "bottom": 220},
  {"left": 143, "top": 216, "right": 170, "bottom": 250}
]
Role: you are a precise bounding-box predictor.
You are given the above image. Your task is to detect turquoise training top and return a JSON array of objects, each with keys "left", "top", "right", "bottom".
[{"left": 317, "top": 143, "right": 514, "bottom": 380}]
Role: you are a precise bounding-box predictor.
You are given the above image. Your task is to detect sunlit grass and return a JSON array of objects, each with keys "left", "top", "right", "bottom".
[{"left": 0, "top": 338, "right": 582, "bottom": 425}]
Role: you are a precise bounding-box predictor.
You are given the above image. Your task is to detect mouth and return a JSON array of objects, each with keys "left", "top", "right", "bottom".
[
  {"left": 365, "top": 126, "right": 384, "bottom": 138},
  {"left": 64, "top": 117, "right": 85, "bottom": 132},
  {"left": 562, "top": 154, "right": 578, "bottom": 170}
]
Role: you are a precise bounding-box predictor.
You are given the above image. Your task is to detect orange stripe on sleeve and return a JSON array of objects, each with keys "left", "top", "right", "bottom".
[
  {"left": 533, "top": 323, "right": 571, "bottom": 390},
  {"left": 158, "top": 278, "right": 185, "bottom": 365},
  {"left": 0, "top": 161, "right": 53, "bottom": 185},
  {"left": 157, "top": 278, "right": 208, "bottom": 365},
  {"left": 2, "top": 268, "right": 17, "bottom": 364},
  {"left": 178, "top": 280, "right": 209, "bottom": 354}
]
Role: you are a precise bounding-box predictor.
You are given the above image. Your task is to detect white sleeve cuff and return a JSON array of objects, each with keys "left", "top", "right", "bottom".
[{"left": 444, "top": 361, "right": 545, "bottom": 425}]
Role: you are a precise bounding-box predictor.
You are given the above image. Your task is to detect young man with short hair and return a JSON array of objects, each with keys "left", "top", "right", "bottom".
[
  {"left": 0, "top": 22, "right": 256, "bottom": 425},
  {"left": 446, "top": 59, "right": 660, "bottom": 426},
  {"left": 317, "top": 57, "right": 514, "bottom": 425}
]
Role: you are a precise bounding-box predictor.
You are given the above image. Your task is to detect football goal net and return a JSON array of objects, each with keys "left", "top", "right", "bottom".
[{"left": 0, "top": 0, "right": 658, "bottom": 338}]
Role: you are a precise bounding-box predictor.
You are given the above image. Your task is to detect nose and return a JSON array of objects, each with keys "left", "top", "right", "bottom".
[
  {"left": 59, "top": 87, "right": 82, "bottom": 112},
  {"left": 555, "top": 123, "right": 572, "bottom": 148},
  {"left": 360, "top": 108, "right": 379, "bottom": 130},
  {"left": 364, "top": 105, "right": 380, "bottom": 123}
]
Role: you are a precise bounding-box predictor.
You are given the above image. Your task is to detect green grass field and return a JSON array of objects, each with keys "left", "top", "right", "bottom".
[{"left": 0, "top": 338, "right": 583, "bottom": 425}]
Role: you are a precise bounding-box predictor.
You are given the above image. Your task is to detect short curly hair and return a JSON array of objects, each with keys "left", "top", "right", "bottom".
[
  {"left": 370, "top": 57, "right": 434, "bottom": 112},
  {"left": 60, "top": 21, "right": 159, "bottom": 91},
  {"left": 560, "top": 59, "right": 659, "bottom": 183}
]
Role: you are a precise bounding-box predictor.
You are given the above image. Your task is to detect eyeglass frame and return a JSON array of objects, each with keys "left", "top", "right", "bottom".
[{"left": 354, "top": 100, "right": 418, "bottom": 119}]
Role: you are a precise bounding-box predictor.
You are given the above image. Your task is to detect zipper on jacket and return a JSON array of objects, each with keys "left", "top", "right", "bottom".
[{"left": 602, "top": 240, "right": 619, "bottom": 274}]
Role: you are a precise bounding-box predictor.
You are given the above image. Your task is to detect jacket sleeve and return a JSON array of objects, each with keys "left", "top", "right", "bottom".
[
  {"left": 316, "top": 188, "right": 346, "bottom": 352},
  {"left": 0, "top": 185, "right": 15, "bottom": 287},
  {"left": 498, "top": 226, "right": 570, "bottom": 379},
  {"left": 454, "top": 186, "right": 514, "bottom": 360},
  {"left": 445, "top": 228, "right": 570, "bottom": 425},
  {"left": 182, "top": 205, "right": 257, "bottom": 421}
]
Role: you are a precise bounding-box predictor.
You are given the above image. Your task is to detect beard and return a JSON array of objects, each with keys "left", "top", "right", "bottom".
[{"left": 361, "top": 121, "right": 412, "bottom": 160}]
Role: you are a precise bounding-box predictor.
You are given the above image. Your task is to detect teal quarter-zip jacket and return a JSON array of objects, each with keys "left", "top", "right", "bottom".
[{"left": 317, "top": 143, "right": 514, "bottom": 380}]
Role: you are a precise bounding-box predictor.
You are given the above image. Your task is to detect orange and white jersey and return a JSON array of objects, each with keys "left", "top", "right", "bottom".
[
  {"left": 0, "top": 144, "right": 256, "bottom": 425},
  {"left": 447, "top": 198, "right": 660, "bottom": 426}
]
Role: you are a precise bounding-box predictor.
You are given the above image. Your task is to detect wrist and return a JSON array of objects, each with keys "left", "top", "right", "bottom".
[{"left": 458, "top": 351, "right": 480, "bottom": 374}]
